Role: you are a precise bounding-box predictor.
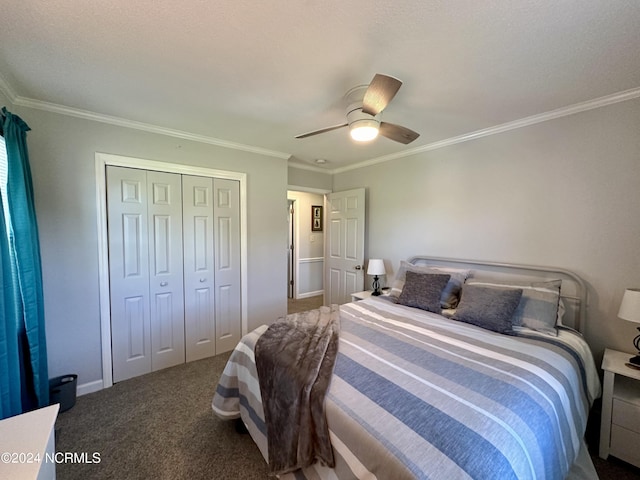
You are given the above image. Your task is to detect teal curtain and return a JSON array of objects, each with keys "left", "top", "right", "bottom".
[
  {"left": 0, "top": 107, "right": 49, "bottom": 418},
  {"left": 0, "top": 192, "right": 23, "bottom": 418}
]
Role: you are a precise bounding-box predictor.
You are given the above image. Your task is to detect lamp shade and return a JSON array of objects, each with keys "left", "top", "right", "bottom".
[
  {"left": 618, "top": 288, "right": 640, "bottom": 324},
  {"left": 367, "top": 259, "right": 386, "bottom": 276}
]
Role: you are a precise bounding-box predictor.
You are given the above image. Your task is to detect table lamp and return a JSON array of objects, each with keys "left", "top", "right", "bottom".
[
  {"left": 367, "top": 259, "right": 386, "bottom": 296},
  {"left": 617, "top": 288, "right": 640, "bottom": 366}
]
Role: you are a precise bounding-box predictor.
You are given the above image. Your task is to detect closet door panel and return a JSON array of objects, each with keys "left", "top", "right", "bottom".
[
  {"left": 183, "top": 175, "right": 216, "bottom": 361},
  {"left": 147, "top": 171, "right": 185, "bottom": 371},
  {"left": 213, "top": 178, "right": 241, "bottom": 353},
  {"left": 107, "top": 166, "right": 152, "bottom": 382}
]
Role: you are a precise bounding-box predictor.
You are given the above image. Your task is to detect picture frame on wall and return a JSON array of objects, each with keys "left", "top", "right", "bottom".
[{"left": 312, "top": 205, "right": 323, "bottom": 232}]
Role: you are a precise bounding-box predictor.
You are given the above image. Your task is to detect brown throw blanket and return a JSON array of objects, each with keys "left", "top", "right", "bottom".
[{"left": 254, "top": 305, "right": 340, "bottom": 475}]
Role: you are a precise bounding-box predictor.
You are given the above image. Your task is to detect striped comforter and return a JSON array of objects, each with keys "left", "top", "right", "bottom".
[{"left": 212, "top": 297, "right": 601, "bottom": 480}]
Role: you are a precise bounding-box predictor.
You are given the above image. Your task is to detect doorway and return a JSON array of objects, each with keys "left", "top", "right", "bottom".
[
  {"left": 287, "top": 189, "right": 326, "bottom": 313},
  {"left": 288, "top": 199, "right": 295, "bottom": 299}
]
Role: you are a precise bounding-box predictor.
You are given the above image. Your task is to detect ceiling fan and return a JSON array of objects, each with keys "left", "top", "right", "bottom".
[{"left": 295, "top": 73, "right": 420, "bottom": 145}]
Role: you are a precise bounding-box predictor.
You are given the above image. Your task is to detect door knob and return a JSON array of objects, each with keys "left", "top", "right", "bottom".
[
  {"left": 354, "top": 265, "right": 362, "bottom": 270},
  {"left": 160, "top": 281, "right": 168, "bottom": 287},
  {"left": 199, "top": 278, "right": 207, "bottom": 283}
]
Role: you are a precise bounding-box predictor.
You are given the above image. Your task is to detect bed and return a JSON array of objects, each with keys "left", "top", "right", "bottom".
[{"left": 212, "top": 256, "right": 602, "bottom": 479}]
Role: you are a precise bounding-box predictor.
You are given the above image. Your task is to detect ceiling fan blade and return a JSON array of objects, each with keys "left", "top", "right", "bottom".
[
  {"left": 361, "top": 74, "right": 402, "bottom": 116},
  {"left": 379, "top": 122, "right": 420, "bottom": 144},
  {"left": 295, "top": 123, "right": 348, "bottom": 139}
]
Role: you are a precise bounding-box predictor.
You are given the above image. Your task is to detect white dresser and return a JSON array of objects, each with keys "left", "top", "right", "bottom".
[{"left": 0, "top": 404, "right": 59, "bottom": 480}]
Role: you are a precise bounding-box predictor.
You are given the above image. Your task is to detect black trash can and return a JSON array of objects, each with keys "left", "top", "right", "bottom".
[{"left": 49, "top": 374, "right": 77, "bottom": 412}]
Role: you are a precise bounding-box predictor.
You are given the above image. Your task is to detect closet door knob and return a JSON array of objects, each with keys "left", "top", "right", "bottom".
[
  {"left": 160, "top": 281, "right": 168, "bottom": 287},
  {"left": 200, "top": 278, "right": 207, "bottom": 283}
]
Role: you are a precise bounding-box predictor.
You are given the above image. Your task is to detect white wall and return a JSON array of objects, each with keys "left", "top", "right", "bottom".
[
  {"left": 333, "top": 97, "right": 640, "bottom": 364},
  {"left": 288, "top": 190, "right": 325, "bottom": 298},
  {"left": 11, "top": 106, "right": 288, "bottom": 391}
]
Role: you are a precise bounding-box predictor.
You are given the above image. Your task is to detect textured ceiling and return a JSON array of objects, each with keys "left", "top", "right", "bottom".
[{"left": 1, "top": 1, "right": 639, "bottom": 171}]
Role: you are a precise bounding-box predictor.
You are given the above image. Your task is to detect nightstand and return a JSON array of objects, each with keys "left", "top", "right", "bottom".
[
  {"left": 599, "top": 348, "right": 640, "bottom": 467},
  {"left": 351, "top": 290, "right": 389, "bottom": 302}
]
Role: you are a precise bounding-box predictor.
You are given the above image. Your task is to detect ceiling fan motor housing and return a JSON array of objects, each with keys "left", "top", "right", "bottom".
[
  {"left": 346, "top": 106, "right": 380, "bottom": 128},
  {"left": 346, "top": 96, "right": 380, "bottom": 141},
  {"left": 345, "top": 83, "right": 380, "bottom": 125}
]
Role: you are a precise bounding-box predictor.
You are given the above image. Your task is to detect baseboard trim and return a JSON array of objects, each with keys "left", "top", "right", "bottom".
[
  {"left": 297, "top": 290, "right": 324, "bottom": 299},
  {"left": 77, "top": 379, "right": 104, "bottom": 397}
]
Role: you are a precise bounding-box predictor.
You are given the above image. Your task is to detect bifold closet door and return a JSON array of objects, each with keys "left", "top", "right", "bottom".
[
  {"left": 212, "top": 178, "right": 241, "bottom": 353},
  {"left": 182, "top": 176, "right": 241, "bottom": 361},
  {"left": 146, "top": 170, "right": 186, "bottom": 372},
  {"left": 107, "top": 166, "right": 185, "bottom": 383},
  {"left": 182, "top": 175, "right": 216, "bottom": 361}
]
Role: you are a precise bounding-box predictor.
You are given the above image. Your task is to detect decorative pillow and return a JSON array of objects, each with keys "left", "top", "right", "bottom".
[
  {"left": 397, "top": 271, "right": 451, "bottom": 313},
  {"left": 555, "top": 298, "right": 566, "bottom": 326},
  {"left": 465, "top": 279, "right": 561, "bottom": 335},
  {"left": 452, "top": 285, "right": 523, "bottom": 334},
  {"left": 390, "top": 261, "right": 469, "bottom": 309},
  {"left": 424, "top": 265, "right": 471, "bottom": 309}
]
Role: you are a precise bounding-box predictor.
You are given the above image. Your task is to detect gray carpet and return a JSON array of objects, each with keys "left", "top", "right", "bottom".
[
  {"left": 288, "top": 294, "right": 323, "bottom": 314},
  {"left": 54, "top": 353, "right": 268, "bottom": 480},
  {"left": 54, "top": 350, "right": 640, "bottom": 480}
]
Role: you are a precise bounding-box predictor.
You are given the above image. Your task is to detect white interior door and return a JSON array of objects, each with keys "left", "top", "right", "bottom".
[
  {"left": 147, "top": 171, "right": 185, "bottom": 371},
  {"left": 326, "top": 188, "right": 366, "bottom": 304},
  {"left": 213, "top": 178, "right": 241, "bottom": 353},
  {"left": 108, "top": 167, "right": 187, "bottom": 382},
  {"left": 107, "top": 166, "right": 152, "bottom": 382},
  {"left": 182, "top": 175, "right": 216, "bottom": 362}
]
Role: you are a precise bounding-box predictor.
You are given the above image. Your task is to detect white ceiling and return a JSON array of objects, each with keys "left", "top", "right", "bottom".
[{"left": 1, "top": 1, "right": 639, "bottom": 172}]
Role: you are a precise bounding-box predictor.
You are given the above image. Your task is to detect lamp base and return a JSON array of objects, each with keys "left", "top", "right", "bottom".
[
  {"left": 629, "top": 354, "right": 640, "bottom": 366},
  {"left": 371, "top": 275, "right": 381, "bottom": 296},
  {"left": 626, "top": 362, "right": 640, "bottom": 371}
]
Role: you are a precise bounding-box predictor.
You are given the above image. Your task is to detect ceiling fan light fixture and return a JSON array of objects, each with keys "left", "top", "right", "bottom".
[
  {"left": 295, "top": 73, "right": 419, "bottom": 144},
  {"left": 349, "top": 118, "right": 379, "bottom": 142}
]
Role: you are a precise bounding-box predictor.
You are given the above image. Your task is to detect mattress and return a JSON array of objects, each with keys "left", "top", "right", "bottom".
[{"left": 213, "top": 297, "right": 601, "bottom": 479}]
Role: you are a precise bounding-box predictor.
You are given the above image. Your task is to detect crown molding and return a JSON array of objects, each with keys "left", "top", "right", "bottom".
[
  {"left": 2, "top": 71, "right": 638, "bottom": 172},
  {"left": 0, "top": 72, "right": 288, "bottom": 159},
  {"left": 10, "top": 93, "right": 290, "bottom": 160},
  {"left": 330, "top": 86, "right": 640, "bottom": 174}
]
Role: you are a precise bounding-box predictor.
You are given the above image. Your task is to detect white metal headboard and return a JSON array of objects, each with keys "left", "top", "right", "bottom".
[{"left": 407, "top": 256, "right": 587, "bottom": 332}]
